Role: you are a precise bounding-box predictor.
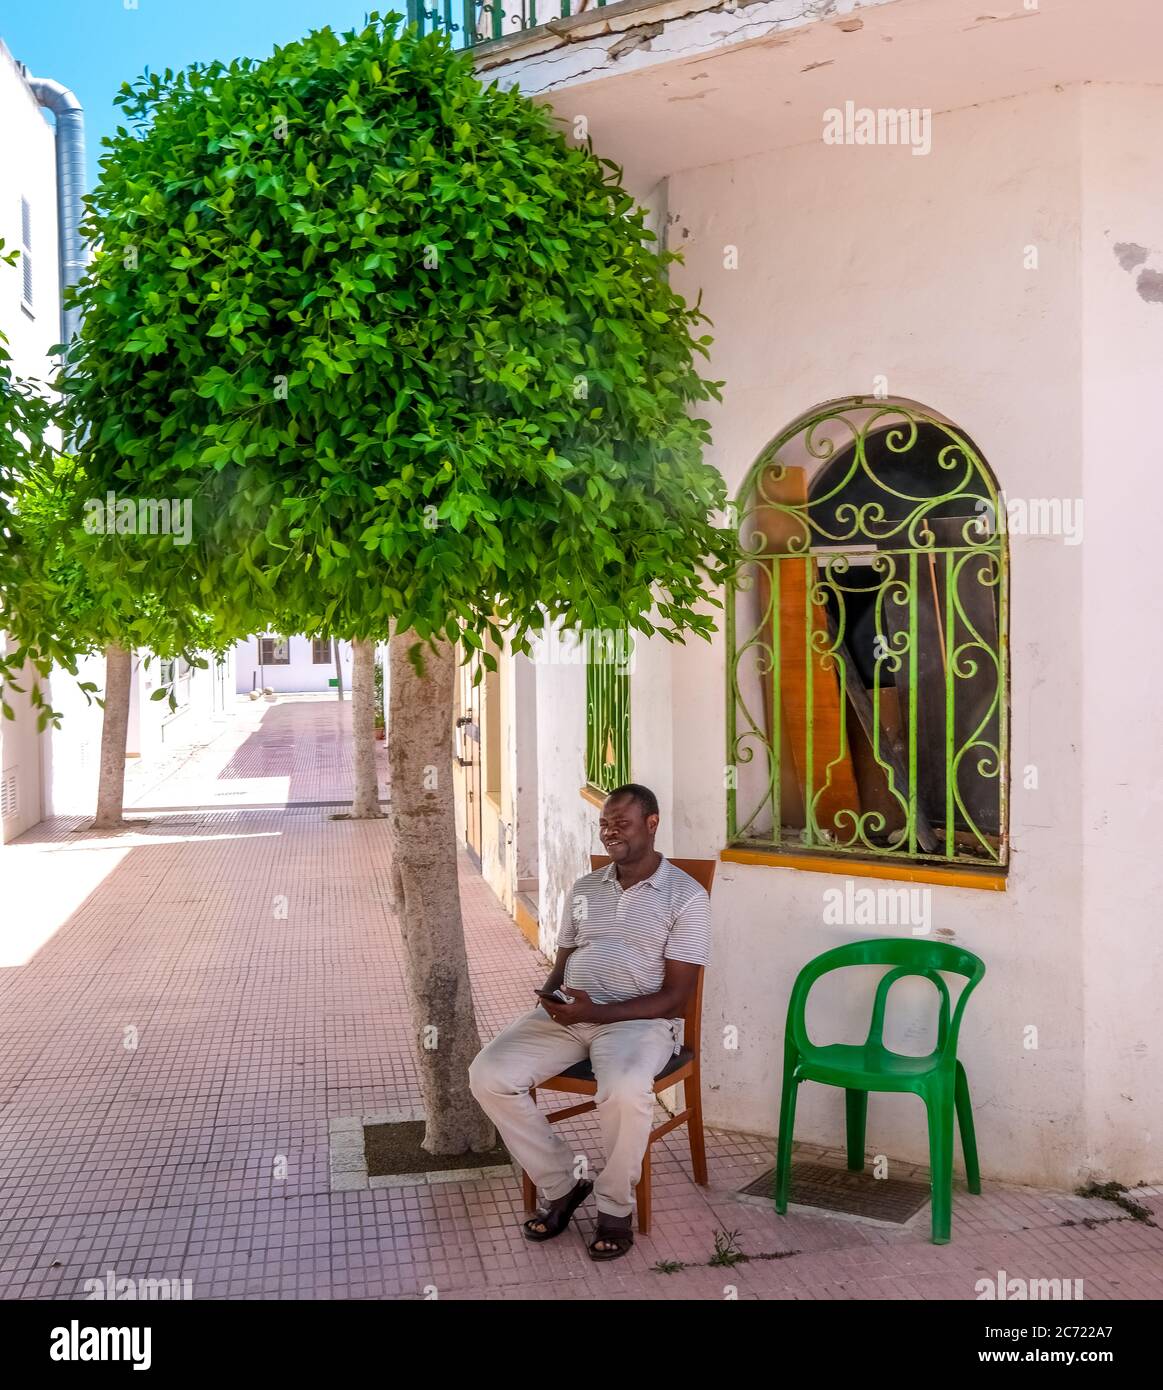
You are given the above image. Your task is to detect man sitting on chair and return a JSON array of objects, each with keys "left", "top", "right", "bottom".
[{"left": 468, "top": 783, "right": 711, "bottom": 1260}]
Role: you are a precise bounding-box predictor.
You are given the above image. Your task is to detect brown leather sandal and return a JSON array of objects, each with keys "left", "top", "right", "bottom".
[
  {"left": 588, "top": 1212, "right": 634, "bottom": 1261},
  {"left": 522, "top": 1179, "right": 593, "bottom": 1242}
]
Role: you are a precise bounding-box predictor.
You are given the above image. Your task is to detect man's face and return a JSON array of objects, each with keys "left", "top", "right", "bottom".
[{"left": 599, "top": 794, "right": 658, "bottom": 864}]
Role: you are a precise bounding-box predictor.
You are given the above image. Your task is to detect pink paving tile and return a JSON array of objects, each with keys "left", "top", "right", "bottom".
[
  {"left": 1, "top": 698, "right": 1160, "bottom": 1301},
  {"left": 122, "top": 693, "right": 389, "bottom": 811}
]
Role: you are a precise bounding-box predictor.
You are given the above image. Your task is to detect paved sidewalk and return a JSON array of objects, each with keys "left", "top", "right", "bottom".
[
  {"left": 123, "top": 693, "right": 390, "bottom": 811},
  {"left": 1, "top": 703, "right": 1161, "bottom": 1300}
]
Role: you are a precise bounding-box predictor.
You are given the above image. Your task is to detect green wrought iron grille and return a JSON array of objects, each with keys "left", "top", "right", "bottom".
[
  {"left": 585, "top": 633, "right": 631, "bottom": 793},
  {"left": 726, "top": 398, "right": 1009, "bottom": 868},
  {"left": 405, "top": 1, "right": 610, "bottom": 49}
]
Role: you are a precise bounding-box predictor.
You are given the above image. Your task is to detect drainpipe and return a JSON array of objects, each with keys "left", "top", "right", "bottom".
[{"left": 21, "top": 70, "right": 86, "bottom": 353}]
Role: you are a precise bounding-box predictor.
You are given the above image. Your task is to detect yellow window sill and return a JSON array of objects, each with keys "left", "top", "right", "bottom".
[
  {"left": 579, "top": 784, "right": 606, "bottom": 809},
  {"left": 720, "top": 846, "right": 1007, "bottom": 892}
]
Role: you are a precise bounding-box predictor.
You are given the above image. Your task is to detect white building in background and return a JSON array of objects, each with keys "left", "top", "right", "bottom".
[
  {"left": 41, "top": 649, "right": 236, "bottom": 819},
  {"left": 0, "top": 38, "right": 233, "bottom": 838},
  {"left": 0, "top": 37, "right": 63, "bottom": 841},
  {"left": 453, "top": 0, "right": 1163, "bottom": 1193},
  {"left": 235, "top": 634, "right": 354, "bottom": 696}
]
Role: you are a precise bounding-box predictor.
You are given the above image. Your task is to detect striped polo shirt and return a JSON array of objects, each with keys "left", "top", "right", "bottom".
[{"left": 557, "top": 856, "right": 712, "bottom": 1009}]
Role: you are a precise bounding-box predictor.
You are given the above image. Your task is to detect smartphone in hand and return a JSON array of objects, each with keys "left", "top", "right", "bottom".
[{"left": 536, "top": 988, "right": 573, "bottom": 1004}]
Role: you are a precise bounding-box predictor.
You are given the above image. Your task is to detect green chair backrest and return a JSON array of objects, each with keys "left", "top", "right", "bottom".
[{"left": 786, "top": 938, "right": 985, "bottom": 1063}]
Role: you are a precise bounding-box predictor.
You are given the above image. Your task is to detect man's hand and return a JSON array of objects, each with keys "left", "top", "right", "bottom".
[{"left": 538, "top": 986, "right": 600, "bottom": 1026}]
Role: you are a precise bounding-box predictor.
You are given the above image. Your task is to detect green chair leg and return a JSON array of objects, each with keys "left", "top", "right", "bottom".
[
  {"left": 774, "top": 1073, "right": 799, "bottom": 1213},
  {"left": 926, "top": 1083, "right": 955, "bottom": 1245},
  {"left": 955, "top": 1060, "right": 981, "bottom": 1194},
  {"left": 777, "top": 939, "right": 985, "bottom": 1246},
  {"left": 845, "top": 1088, "right": 868, "bottom": 1171}
]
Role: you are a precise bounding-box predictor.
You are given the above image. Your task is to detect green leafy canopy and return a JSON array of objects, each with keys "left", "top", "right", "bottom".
[
  {"left": 0, "top": 243, "right": 82, "bottom": 714},
  {"left": 65, "top": 12, "right": 734, "bottom": 651}
]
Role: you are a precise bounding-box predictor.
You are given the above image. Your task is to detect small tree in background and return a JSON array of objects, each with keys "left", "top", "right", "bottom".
[
  {"left": 5, "top": 459, "right": 233, "bottom": 828},
  {"left": 60, "top": 14, "right": 734, "bottom": 1153},
  {"left": 0, "top": 245, "right": 75, "bottom": 713},
  {"left": 2, "top": 245, "right": 235, "bottom": 830}
]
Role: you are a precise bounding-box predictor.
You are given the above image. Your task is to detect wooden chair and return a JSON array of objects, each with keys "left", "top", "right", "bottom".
[{"left": 520, "top": 855, "right": 715, "bottom": 1234}]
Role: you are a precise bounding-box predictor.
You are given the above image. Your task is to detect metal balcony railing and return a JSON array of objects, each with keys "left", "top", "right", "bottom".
[{"left": 405, "top": 0, "right": 610, "bottom": 50}]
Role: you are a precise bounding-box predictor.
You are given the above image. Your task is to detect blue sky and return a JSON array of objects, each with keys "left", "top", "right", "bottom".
[{"left": 1, "top": 0, "right": 390, "bottom": 189}]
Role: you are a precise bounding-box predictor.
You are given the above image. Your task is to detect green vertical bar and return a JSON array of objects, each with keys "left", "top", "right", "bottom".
[
  {"left": 998, "top": 551, "right": 1008, "bottom": 864},
  {"left": 602, "top": 648, "right": 609, "bottom": 789},
  {"left": 725, "top": 568, "right": 736, "bottom": 843},
  {"left": 908, "top": 552, "right": 919, "bottom": 858},
  {"left": 597, "top": 650, "right": 603, "bottom": 786},
  {"left": 945, "top": 550, "right": 956, "bottom": 860},
  {"left": 600, "top": 644, "right": 607, "bottom": 788},
  {"left": 529, "top": 0, "right": 538, "bottom": 27},
  {"left": 593, "top": 653, "right": 599, "bottom": 788},
  {"left": 616, "top": 639, "right": 625, "bottom": 783},
  {"left": 462, "top": 0, "right": 475, "bottom": 48},
  {"left": 771, "top": 559, "right": 782, "bottom": 848},
  {"left": 406, "top": 0, "right": 421, "bottom": 28},
  {"left": 444, "top": 0, "right": 453, "bottom": 35},
  {"left": 594, "top": 643, "right": 600, "bottom": 786},
  {"left": 585, "top": 646, "right": 594, "bottom": 786},
  {"left": 802, "top": 555, "right": 814, "bottom": 846},
  {"left": 605, "top": 656, "right": 610, "bottom": 788},
  {"left": 492, "top": 0, "right": 503, "bottom": 39}
]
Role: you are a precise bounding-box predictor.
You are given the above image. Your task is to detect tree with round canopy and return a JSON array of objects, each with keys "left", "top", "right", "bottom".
[{"left": 61, "top": 12, "right": 735, "bottom": 1153}]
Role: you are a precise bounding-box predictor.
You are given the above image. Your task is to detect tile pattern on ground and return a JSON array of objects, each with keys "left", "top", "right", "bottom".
[
  {"left": 122, "top": 692, "right": 389, "bottom": 811},
  {"left": 1, "top": 701, "right": 1161, "bottom": 1300}
]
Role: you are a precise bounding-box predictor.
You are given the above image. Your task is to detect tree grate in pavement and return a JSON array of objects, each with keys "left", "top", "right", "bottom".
[
  {"left": 739, "top": 1161, "right": 931, "bottom": 1224},
  {"left": 328, "top": 1111, "right": 515, "bottom": 1192},
  {"left": 364, "top": 1120, "right": 510, "bottom": 1178}
]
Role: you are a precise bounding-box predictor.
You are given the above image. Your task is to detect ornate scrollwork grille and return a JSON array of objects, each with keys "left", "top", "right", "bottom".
[{"left": 726, "top": 398, "right": 1009, "bottom": 868}]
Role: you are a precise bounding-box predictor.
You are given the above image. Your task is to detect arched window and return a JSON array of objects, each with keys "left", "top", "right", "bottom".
[{"left": 727, "top": 397, "right": 1009, "bottom": 869}]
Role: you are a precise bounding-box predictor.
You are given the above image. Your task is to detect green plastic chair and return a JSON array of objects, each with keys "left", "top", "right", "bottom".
[{"left": 774, "top": 937, "right": 985, "bottom": 1244}]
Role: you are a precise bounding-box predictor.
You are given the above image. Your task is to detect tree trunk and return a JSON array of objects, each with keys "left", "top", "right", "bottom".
[
  {"left": 350, "top": 637, "right": 382, "bottom": 818},
  {"left": 387, "top": 632, "right": 494, "bottom": 1155},
  {"left": 332, "top": 636, "right": 344, "bottom": 701},
  {"left": 92, "top": 643, "right": 132, "bottom": 830}
]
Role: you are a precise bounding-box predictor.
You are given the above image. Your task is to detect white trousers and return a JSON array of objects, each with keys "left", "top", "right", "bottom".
[{"left": 469, "top": 1007, "right": 675, "bottom": 1217}]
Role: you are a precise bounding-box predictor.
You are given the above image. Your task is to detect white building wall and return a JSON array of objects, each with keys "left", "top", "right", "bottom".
[
  {"left": 0, "top": 43, "right": 61, "bottom": 843},
  {"left": 40, "top": 652, "right": 103, "bottom": 818},
  {"left": 132, "top": 650, "right": 236, "bottom": 762},
  {"left": 534, "top": 654, "right": 592, "bottom": 958},
  {"left": 512, "top": 653, "right": 540, "bottom": 894},
  {"left": 42, "top": 648, "right": 237, "bottom": 815},
  {"left": 235, "top": 635, "right": 353, "bottom": 695},
  {"left": 524, "top": 83, "right": 1155, "bottom": 1189},
  {"left": 478, "top": 647, "right": 510, "bottom": 908},
  {"left": 467, "top": 5, "right": 1163, "bottom": 1188},
  {"left": 659, "top": 85, "right": 1089, "bottom": 1186},
  {"left": 0, "top": 41, "right": 59, "bottom": 380},
  {"left": 1079, "top": 84, "right": 1163, "bottom": 1182},
  {"left": 627, "top": 629, "right": 675, "bottom": 854},
  {"left": 0, "top": 646, "right": 44, "bottom": 840}
]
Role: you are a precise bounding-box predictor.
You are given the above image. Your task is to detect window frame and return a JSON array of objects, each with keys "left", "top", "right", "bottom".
[
  {"left": 259, "top": 636, "right": 291, "bottom": 666},
  {"left": 725, "top": 396, "right": 1009, "bottom": 873}
]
